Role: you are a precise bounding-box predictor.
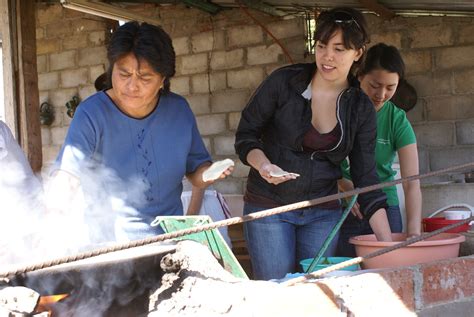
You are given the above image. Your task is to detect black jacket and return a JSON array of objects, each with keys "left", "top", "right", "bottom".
[{"left": 235, "top": 63, "right": 387, "bottom": 219}]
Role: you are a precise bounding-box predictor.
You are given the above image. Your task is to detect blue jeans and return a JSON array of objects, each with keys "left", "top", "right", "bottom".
[
  {"left": 243, "top": 203, "right": 343, "bottom": 280},
  {"left": 336, "top": 205, "right": 402, "bottom": 257}
]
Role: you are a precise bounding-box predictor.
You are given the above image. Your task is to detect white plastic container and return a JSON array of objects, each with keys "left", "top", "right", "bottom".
[{"left": 444, "top": 210, "right": 471, "bottom": 220}]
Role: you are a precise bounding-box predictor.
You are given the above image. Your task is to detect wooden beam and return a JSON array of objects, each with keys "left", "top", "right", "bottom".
[
  {"left": 358, "top": 0, "right": 396, "bottom": 20},
  {"left": 0, "top": 0, "right": 42, "bottom": 172}
]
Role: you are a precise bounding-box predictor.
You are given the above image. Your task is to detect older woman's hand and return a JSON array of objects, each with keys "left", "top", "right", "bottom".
[{"left": 259, "top": 162, "right": 299, "bottom": 185}]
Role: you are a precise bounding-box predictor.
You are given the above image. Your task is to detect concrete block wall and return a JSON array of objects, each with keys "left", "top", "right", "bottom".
[
  {"left": 36, "top": 4, "right": 474, "bottom": 194},
  {"left": 36, "top": 3, "right": 112, "bottom": 175},
  {"left": 367, "top": 15, "right": 474, "bottom": 182}
]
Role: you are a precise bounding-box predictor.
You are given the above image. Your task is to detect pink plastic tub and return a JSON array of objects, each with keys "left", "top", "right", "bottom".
[{"left": 349, "top": 233, "right": 465, "bottom": 269}]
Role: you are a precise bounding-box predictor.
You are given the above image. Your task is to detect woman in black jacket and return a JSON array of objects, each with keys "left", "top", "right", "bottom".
[{"left": 235, "top": 7, "right": 392, "bottom": 280}]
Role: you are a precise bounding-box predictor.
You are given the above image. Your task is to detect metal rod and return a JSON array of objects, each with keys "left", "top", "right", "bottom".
[
  {"left": 1, "top": 161, "right": 474, "bottom": 278},
  {"left": 305, "top": 194, "right": 358, "bottom": 273}
]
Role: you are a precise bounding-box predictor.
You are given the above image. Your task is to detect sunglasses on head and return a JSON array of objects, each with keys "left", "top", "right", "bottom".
[{"left": 319, "top": 10, "right": 362, "bottom": 31}]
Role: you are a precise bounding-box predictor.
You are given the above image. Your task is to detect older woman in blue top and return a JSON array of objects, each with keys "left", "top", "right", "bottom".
[{"left": 50, "top": 22, "right": 231, "bottom": 242}]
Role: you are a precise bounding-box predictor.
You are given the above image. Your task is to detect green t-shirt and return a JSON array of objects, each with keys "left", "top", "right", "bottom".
[{"left": 342, "top": 101, "right": 416, "bottom": 206}]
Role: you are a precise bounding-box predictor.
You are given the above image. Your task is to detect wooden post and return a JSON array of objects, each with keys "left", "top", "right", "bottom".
[{"left": 0, "top": 0, "right": 42, "bottom": 172}]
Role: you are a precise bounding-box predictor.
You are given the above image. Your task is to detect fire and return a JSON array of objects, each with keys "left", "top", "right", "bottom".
[{"left": 35, "top": 293, "right": 69, "bottom": 315}]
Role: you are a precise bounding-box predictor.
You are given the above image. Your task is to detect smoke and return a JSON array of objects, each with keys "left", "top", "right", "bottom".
[{"left": 0, "top": 146, "right": 164, "bottom": 316}]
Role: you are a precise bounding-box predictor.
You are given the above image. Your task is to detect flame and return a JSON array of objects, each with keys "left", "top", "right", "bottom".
[{"left": 35, "top": 294, "right": 69, "bottom": 314}]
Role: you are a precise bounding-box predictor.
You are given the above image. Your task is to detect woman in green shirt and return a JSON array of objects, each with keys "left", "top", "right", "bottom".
[{"left": 338, "top": 43, "right": 422, "bottom": 256}]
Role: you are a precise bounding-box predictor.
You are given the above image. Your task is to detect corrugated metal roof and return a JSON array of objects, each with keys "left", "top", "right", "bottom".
[{"left": 212, "top": 0, "right": 474, "bottom": 16}]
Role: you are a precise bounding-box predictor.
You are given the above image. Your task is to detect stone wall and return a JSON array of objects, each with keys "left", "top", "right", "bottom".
[{"left": 36, "top": 3, "right": 474, "bottom": 192}]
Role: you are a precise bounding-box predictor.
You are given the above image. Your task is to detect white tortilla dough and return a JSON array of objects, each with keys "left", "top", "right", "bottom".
[
  {"left": 202, "top": 159, "right": 235, "bottom": 182},
  {"left": 269, "top": 170, "right": 300, "bottom": 178}
]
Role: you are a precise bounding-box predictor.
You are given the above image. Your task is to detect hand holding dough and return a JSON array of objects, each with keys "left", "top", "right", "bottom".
[{"left": 202, "top": 159, "right": 235, "bottom": 182}]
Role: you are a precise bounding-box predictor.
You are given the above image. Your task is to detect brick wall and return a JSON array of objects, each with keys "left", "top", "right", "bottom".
[
  {"left": 36, "top": 4, "right": 474, "bottom": 192},
  {"left": 366, "top": 15, "right": 474, "bottom": 180},
  {"left": 309, "top": 255, "right": 474, "bottom": 315}
]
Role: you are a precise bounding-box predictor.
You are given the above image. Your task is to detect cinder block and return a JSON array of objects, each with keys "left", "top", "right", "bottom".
[
  {"left": 232, "top": 160, "right": 250, "bottom": 178},
  {"left": 214, "top": 135, "right": 235, "bottom": 155},
  {"left": 46, "top": 21, "right": 72, "bottom": 38},
  {"left": 211, "top": 90, "right": 249, "bottom": 113},
  {"left": 49, "top": 88, "right": 78, "bottom": 110},
  {"left": 78, "top": 85, "right": 96, "bottom": 100},
  {"left": 282, "top": 37, "right": 307, "bottom": 63},
  {"left": 186, "top": 94, "right": 210, "bottom": 115},
  {"left": 89, "top": 31, "right": 106, "bottom": 46},
  {"left": 401, "top": 51, "right": 432, "bottom": 74},
  {"left": 456, "top": 120, "right": 474, "bottom": 145},
  {"left": 39, "top": 91, "right": 49, "bottom": 105},
  {"left": 78, "top": 47, "right": 108, "bottom": 67},
  {"left": 212, "top": 178, "right": 244, "bottom": 195},
  {"left": 417, "top": 147, "right": 429, "bottom": 174},
  {"left": 51, "top": 126, "right": 69, "bottom": 146},
  {"left": 454, "top": 69, "right": 474, "bottom": 94},
  {"left": 191, "top": 31, "right": 225, "bottom": 53},
  {"left": 247, "top": 44, "right": 282, "bottom": 65},
  {"left": 210, "top": 49, "right": 244, "bottom": 70},
  {"left": 50, "top": 50, "right": 76, "bottom": 71},
  {"left": 196, "top": 114, "right": 226, "bottom": 136},
  {"left": 38, "top": 72, "right": 59, "bottom": 91},
  {"left": 178, "top": 53, "right": 208, "bottom": 75},
  {"left": 89, "top": 65, "right": 106, "bottom": 84},
  {"left": 409, "top": 25, "right": 454, "bottom": 48},
  {"left": 171, "top": 76, "right": 190, "bottom": 96},
  {"left": 407, "top": 73, "right": 452, "bottom": 97},
  {"left": 227, "top": 68, "right": 264, "bottom": 89},
  {"left": 370, "top": 32, "right": 402, "bottom": 48},
  {"left": 71, "top": 19, "right": 107, "bottom": 33},
  {"left": 60, "top": 68, "right": 89, "bottom": 88},
  {"left": 191, "top": 74, "right": 209, "bottom": 94},
  {"left": 41, "top": 127, "right": 52, "bottom": 146},
  {"left": 426, "top": 95, "right": 474, "bottom": 121},
  {"left": 227, "top": 25, "right": 263, "bottom": 48},
  {"left": 421, "top": 183, "right": 474, "bottom": 215},
  {"left": 202, "top": 137, "right": 212, "bottom": 153},
  {"left": 37, "top": 55, "right": 47, "bottom": 73},
  {"left": 173, "top": 37, "right": 190, "bottom": 56},
  {"left": 62, "top": 34, "right": 89, "bottom": 50},
  {"left": 36, "top": 39, "right": 61, "bottom": 55},
  {"left": 436, "top": 46, "right": 474, "bottom": 70},
  {"left": 210, "top": 72, "right": 227, "bottom": 92},
  {"left": 429, "top": 147, "right": 474, "bottom": 170},
  {"left": 459, "top": 24, "right": 474, "bottom": 45},
  {"left": 190, "top": 72, "right": 227, "bottom": 93},
  {"left": 228, "top": 112, "right": 242, "bottom": 131},
  {"left": 412, "top": 122, "right": 454, "bottom": 147},
  {"left": 265, "top": 18, "right": 304, "bottom": 40},
  {"left": 406, "top": 99, "right": 425, "bottom": 123},
  {"left": 36, "top": 4, "right": 63, "bottom": 26}
]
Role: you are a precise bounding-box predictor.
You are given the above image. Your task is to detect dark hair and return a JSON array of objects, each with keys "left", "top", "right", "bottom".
[
  {"left": 359, "top": 43, "right": 405, "bottom": 79},
  {"left": 315, "top": 7, "right": 369, "bottom": 72},
  {"left": 106, "top": 21, "right": 176, "bottom": 93}
]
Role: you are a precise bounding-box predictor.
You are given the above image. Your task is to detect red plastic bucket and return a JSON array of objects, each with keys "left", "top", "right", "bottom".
[{"left": 422, "top": 217, "right": 470, "bottom": 233}]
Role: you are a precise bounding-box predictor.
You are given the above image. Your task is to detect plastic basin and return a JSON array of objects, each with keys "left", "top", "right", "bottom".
[
  {"left": 300, "top": 256, "right": 360, "bottom": 272},
  {"left": 349, "top": 233, "right": 465, "bottom": 269}
]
